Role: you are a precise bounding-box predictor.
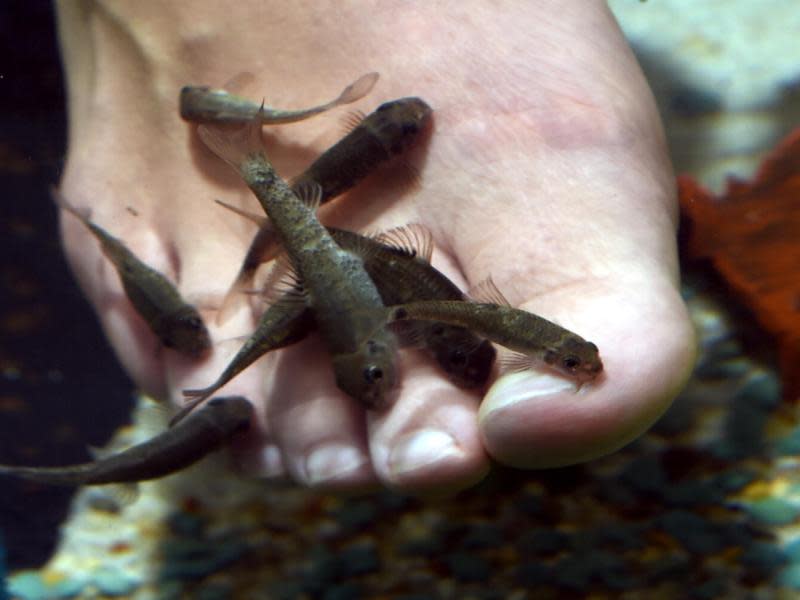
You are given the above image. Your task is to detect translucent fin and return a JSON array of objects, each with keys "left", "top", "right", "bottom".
[
  {"left": 259, "top": 253, "right": 306, "bottom": 307},
  {"left": 337, "top": 72, "right": 380, "bottom": 105},
  {"left": 169, "top": 396, "right": 205, "bottom": 427},
  {"left": 341, "top": 109, "right": 367, "bottom": 134},
  {"left": 51, "top": 187, "right": 91, "bottom": 224},
  {"left": 215, "top": 198, "right": 269, "bottom": 227},
  {"left": 375, "top": 223, "right": 433, "bottom": 262},
  {"left": 294, "top": 181, "right": 323, "bottom": 212},
  {"left": 198, "top": 111, "right": 264, "bottom": 169},
  {"left": 498, "top": 351, "right": 534, "bottom": 373},
  {"left": 389, "top": 320, "right": 427, "bottom": 348},
  {"left": 221, "top": 71, "right": 256, "bottom": 94},
  {"left": 467, "top": 277, "right": 511, "bottom": 306}
]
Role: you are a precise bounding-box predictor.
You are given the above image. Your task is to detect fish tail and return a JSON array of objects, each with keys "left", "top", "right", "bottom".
[
  {"left": 336, "top": 72, "right": 379, "bottom": 105},
  {"left": 51, "top": 187, "right": 90, "bottom": 225},
  {"left": 169, "top": 392, "right": 209, "bottom": 427}
]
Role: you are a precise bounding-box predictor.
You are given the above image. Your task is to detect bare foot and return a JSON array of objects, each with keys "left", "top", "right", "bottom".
[{"left": 55, "top": 0, "right": 695, "bottom": 492}]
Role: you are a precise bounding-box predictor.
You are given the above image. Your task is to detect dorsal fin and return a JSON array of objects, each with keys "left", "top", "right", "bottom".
[
  {"left": 467, "top": 277, "right": 511, "bottom": 306},
  {"left": 258, "top": 252, "right": 307, "bottom": 307},
  {"left": 221, "top": 71, "right": 255, "bottom": 95},
  {"left": 341, "top": 109, "right": 367, "bottom": 134},
  {"left": 293, "top": 181, "right": 323, "bottom": 212},
  {"left": 374, "top": 223, "right": 433, "bottom": 262},
  {"left": 214, "top": 198, "right": 268, "bottom": 227}
]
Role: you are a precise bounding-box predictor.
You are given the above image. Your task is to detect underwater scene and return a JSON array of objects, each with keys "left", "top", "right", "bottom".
[{"left": 1, "top": 1, "right": 800, "bottom": 598}]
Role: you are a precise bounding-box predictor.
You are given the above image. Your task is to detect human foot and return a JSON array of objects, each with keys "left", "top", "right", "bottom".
[{"left": 56, "top": 0, "right": 695, "bottom": 492}]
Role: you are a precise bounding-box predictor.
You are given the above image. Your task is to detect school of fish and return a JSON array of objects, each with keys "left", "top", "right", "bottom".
[{"left": 0, "top": 73, "right": 603, "bottom": 488}]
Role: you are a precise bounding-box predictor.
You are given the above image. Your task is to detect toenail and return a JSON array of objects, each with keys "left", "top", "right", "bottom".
[
  {"left": 390, "top": 429, "right": 462, "bottom": 477},
  {"left": 480, "top": 370, "right": 577, "bottom": 418},
  {"left": 305, "top": 444, "right": 368, "bottom": 485}
]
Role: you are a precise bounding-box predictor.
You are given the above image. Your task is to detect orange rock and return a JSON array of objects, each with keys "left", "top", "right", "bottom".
[{"left": 679, "top": 128, "right": 800, "bottom": 402}]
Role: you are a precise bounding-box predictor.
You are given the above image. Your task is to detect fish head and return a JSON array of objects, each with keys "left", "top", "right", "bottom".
[
  {"left": 162, "top": 309, "right": 213, "bottom": 359},
  {"left": 426, "top": 325, "right": 496, "bottom": 388},
  {"left": 372, "top": 97, "right": 433, "bottom": 156},
  {"left": 157, "top": 306, "right": 211, "bottom": 358},
  {"left": 331, "top": 336, "right": 398, "bottom": 410},
  {"left": 543, "top": 336, "right": 604, "bottom": 383},
  {"left": 205, "top": 395, "right": 254, "bottom": 434}
]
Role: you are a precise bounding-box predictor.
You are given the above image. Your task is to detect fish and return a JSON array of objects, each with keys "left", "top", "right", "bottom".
[
  {"left": 197, "top": 108, "right": 398, "bottom": 413},
  {"left": 179, "top": 72, "right": 379, "bottom": 125},
  {"left": 0, "top": 396, "right": 253, "bottom": 486},
  {"left": 386, "top": 281, "right": 603, "bottom": 383},
  {"left": 178, "top": 225, "right": 495, "bottom": 419},
  {"left": 216, "top": 97, "right": 433, "bottom": 324},
  {"left": 52, "top": 189, "right": 212, "bottom": 359}
]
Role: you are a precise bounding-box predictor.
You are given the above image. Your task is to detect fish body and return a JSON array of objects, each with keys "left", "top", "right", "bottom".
[
  {"left": 53, "top": 190, "right": 211, "bottom": 358},
  {"left": 0, "top": 396, "right": 253, "bottom": 486},
  {"left": 291, "top": 97, "right": 432, "bottom": 200},
  {"left": 180, "top": 226, "right": 495, "bottom": 413},
  {"left": 330, "top": 227, "right": 495, "bottom": 387},
  {"left": 198, "top": 117, "right": 398, "bottom": 409},
  {"left": 389, "top": 301, "right": 603, "bottom": 382},
  {"left": 180, "top": 72, "right": 379, "bottom": 125},
  {"left": 217, "top": 97, "right": 433, "bottom": 322}
]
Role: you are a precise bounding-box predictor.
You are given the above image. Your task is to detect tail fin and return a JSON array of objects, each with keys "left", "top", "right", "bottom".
[{"left": 51, "top": 187, "right": 91, "bottom": 225}]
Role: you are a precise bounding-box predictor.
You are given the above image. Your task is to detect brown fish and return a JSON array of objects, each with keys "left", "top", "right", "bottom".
[
  {"left": 387, "top": 282, "right": 603, "bottom": 383},
  {"left": 0, "top": 396, "right": 252, "bottom": 486},
  {"left": 179, "top": 225, "right": 495, "bottom": 418},
  {"left": 180, "top": 72, "right": 379, "bottom": 125},
  {"left": 53, "top": 189, "right": 211, "bottom": 358},
  {"left": 197, "top": 108, "right": 398, "bottom": 413},
  {"left": 216, "top": 97, "right": 433, "bottom": 324}
]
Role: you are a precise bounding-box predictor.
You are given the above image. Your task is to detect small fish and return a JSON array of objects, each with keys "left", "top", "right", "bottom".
[
  {"left": 197, "top": 106, "right": 398, "bottom": 412},
  {"left": 179, "top": 225, "right": 495, "bottom": 418},
  {"left": 53, "top": 189, "right": 212, "bottom": 358},
  {"left": 0, "top": 396, "right": 253, "bottom": 486},
  {"left": 175, "top": 298, "right": 313, "bottom": 425},
  {"left": 387, "top": 282, "right": 603, "bottom": 383},
  {"left": 216, "top": 97, "right": 433, "bottom": 324},
  {"left": 180, "top": 72, "right": 379, "bottom": 125}
]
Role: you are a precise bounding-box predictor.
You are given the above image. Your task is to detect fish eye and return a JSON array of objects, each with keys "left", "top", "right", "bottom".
[
  {"left": 364, "top": 366, "right": 383, "bottom": 383},
  {"left": 393, "top": 308, "right": 408, "bottom": 320},
  {"left": 431, "top": 325, "right": 445, "bottom": 337},
  {"left": 448, "top": 349, "right": 467, "bottom": 367},
  {"left": 562, "top": 356, "right": 581, "bottom": 371},
  {"left": 401, "top": 122, "right": 419, "bottom": 135}
]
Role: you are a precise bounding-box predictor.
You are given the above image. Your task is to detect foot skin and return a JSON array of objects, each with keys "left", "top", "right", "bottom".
[{"left": 55, "top": 0, "right": 696, "bottom": 493}]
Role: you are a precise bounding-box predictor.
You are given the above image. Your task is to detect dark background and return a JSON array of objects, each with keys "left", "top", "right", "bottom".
[{"left": 0, "top": 2, "right": 134, "bottom": 569}]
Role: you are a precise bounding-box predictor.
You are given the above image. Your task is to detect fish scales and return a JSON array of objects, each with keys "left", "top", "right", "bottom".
[
  {"left": 216, "top": 98, "right": 432, "bottom": 323},
  {"left": 0, "top": 396, "right": 253, "bottom": 486},
  {"left": 181, "top": 227, "right": 494, "bottom": 410},
  {"left": 53, "top": 190, "right": 211, "bottom": 358},
  {"left": 198, "top": 115, "right": 398, "bottom": 409},
  {"left": 390, "top": 301, "right": 603, "bottom": 382}
]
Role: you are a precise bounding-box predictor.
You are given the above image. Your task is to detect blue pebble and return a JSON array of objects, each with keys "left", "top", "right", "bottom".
[
  {"left": 784, "top": 537, "right": 800, "bottom": 561},
  {"left": 94, "top": 567, "right": 139, "bottom": 596},
  {"left": 775, "top": 428, "right": 800, "bottom": 456},
  {"left": 740, "top": 541, "right": 787, "bottom": 571},
  {"left": 7, "top": 571, "right": 86, "bottom": 600},
  {"left": 779, "top": 564, "right": 800, "bottom": 589},
  {"left": 745, "top": 498, "right": 800, "bottom": 526},
  {"left": 659, "top": 511, "right": 726, "bottom": 554}
]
